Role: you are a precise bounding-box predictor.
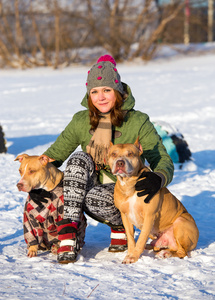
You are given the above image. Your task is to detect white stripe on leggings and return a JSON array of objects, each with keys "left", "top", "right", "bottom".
[
  {"left": 60, "top": 239, "right": 76, "bottom": 247},
  {"left": 110, "top": 232, "right": 127, "bottom": 239}
]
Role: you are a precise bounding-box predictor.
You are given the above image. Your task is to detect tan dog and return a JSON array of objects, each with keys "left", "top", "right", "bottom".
[
  {"left": 15, "top": 154, "right": 63, "bottom": 193},
  {"left": 108, "top": 138, "right": 199, "bottom": 264},
  {"left": 15, "top": 154, "right": 64, "bottom": 257}
]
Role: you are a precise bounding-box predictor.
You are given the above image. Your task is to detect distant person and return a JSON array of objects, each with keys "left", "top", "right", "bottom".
[
  {"left": 0, "top": 124, "right": 7, "bottom": 153},
  {"left": 44, "top": 55, "right": 174, "bottom": 263}
]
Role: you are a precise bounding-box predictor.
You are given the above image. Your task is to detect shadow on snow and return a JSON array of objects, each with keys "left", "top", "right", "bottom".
[{"left": 7, "top": 134, "right": 59, "bottom": 155}]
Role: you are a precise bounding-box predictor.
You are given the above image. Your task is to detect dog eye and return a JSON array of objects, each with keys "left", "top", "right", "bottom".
[
  {"left": 29, "top": 170, "right": 36, "bottom": 174},
  {"left": 111, "top": 152, "right": 117, "bottom": 158},
  {"left": 127, "top": 152, "right": 134, "bottom": 157}
]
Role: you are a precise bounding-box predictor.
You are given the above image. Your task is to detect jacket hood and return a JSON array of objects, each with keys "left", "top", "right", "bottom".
[{"left": 80, "top": 82, "right": 135, "bottom": 111}]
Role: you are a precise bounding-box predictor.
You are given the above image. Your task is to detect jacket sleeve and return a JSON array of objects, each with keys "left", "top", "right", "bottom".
[
  {"left": 43, "top": 113, "right": 81, "bottom": 167},
  {"left": 138, "top": 114, "right": 174, "bottom": 187}
]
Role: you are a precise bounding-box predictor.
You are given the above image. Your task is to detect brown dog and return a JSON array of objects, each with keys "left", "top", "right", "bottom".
[
  {"left": 15, "top": 154, "right": 63, "bottom": 193},
  {"left": 108, "top": 138, "right": 199, "bottom": 264},
  {"left": 15, "top": 154, "right": 64, "bottom": 257}
]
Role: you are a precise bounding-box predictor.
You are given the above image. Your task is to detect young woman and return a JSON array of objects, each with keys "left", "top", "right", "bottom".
[{"left": 44, "top": 55, "right": 174, "bottom": 263}]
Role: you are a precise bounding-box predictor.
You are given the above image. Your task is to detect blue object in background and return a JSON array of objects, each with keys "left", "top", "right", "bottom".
[
  {"left": 153, "top": 121, "right": 191, "bottom": 164},
  {"left": 154, "top": 123, "right": 179, "bottom": 163}
]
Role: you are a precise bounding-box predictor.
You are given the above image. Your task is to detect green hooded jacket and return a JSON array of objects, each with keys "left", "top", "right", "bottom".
[{"left": 44, "top": 84, "right": 174, "bottom": 186}]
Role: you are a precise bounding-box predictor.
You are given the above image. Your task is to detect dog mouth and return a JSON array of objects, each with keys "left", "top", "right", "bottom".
[
  {"left": 17, "top": 183, "right": 31, "bottom": 193},
  {"left": 17, "top": 182, "right": 37, "bottom": 193},
  {"left": 114, "top": 167, "right": 126, "bottom": 175}
]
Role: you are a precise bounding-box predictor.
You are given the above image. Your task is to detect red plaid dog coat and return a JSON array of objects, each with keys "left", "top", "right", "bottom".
[{"left": 23, "top": 181, "right": 87, "bottom": 251}]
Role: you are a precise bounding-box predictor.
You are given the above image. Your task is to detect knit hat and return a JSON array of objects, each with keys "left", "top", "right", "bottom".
[{"left": 86, "top": 54, "right": 124, "bottom": 95}]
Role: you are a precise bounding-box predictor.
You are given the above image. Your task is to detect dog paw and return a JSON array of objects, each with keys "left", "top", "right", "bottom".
[
  {"left": 122, "top": 254, "right": 138, "bottom": 264},
  {"left": 155, "top": 249, "right": 172, "bottom": 259},
  {"left": 27, "top": 250, "right": 37, "bottom": 258},
  {"left": 27, "top": 245, "right": 38, "bottom": 258}
]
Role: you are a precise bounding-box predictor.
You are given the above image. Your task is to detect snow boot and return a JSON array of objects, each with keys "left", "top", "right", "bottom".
[
  {"left": 57, "top": 238, "right": 80, "bottom": 264},
  {"left": 57, "top": 219, "right": 80, "bottom": 264},
  {"left": 108, "top": 228, "right": 127, "bottom": 252}
]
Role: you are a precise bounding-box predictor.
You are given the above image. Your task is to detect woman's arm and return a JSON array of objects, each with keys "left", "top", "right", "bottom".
[
  {"left": 43, "top": 113, "right": 81, "bottom": 167},
  {"left": 138, "top": 114, "right": 174, "bottom": 187}
]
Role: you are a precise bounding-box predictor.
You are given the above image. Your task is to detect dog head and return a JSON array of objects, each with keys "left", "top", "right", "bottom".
[
  {"left": 15, "top": 154, "right": 56, "bottom": 192},
  {"left": 108, "top": 137, "right": 143, "bottom": 178}
]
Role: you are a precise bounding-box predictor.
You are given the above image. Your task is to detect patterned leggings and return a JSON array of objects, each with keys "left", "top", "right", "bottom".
[{"left": 63, "top": 151, "right": 123, "bottom": 228}]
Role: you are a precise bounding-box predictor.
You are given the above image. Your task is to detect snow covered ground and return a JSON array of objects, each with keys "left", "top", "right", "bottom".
[{"left": 0, "top": 49, "right": 215, "bottom": 299}]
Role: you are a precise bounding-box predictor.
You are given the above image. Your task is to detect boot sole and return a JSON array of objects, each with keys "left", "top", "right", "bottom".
[
  {"left": 58, "top": 259, "right": 76, "bottom": 264},
  {"left": 108, "top": 249, "right": 127, "bottom": 253}
]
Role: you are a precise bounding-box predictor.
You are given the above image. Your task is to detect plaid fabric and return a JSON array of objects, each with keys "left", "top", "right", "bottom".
[{"left": 23, "top": 181, "right": 87, "bottom": 250}]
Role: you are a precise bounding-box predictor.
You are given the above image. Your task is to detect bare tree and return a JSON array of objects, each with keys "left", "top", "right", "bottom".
[
  {"left": 162, "top": 0, "right": 210, "bottom": 45},
  {"left": 133, "top": 1, "right": 186, "bottom": 60},
  {"left": 208, "top": 0, "right": 214, "bottom": 42},
  {"left": 0, "top": 0, "right": 212, "bottom": 68}
]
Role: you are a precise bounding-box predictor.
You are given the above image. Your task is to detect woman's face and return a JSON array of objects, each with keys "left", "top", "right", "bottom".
[{"left": 89, "top": 86, "right": 116, "bottom": 113}]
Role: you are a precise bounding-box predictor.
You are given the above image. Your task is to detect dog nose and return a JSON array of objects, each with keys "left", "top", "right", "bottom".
[
  {"left": 116, "top": 160, "right": 125, "bottom": 168},
  {"left": 17, "top": 183, "right": 23, "bottom": 191}
]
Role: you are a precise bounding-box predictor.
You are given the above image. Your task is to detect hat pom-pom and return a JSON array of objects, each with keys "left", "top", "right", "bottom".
[{"left": 97, "top": 55, "right": 116, "bottom": 66}]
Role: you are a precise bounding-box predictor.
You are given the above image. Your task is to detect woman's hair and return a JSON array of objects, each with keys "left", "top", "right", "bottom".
[{"left": 88, "top": 90, "right": 125, "bottom": 130}]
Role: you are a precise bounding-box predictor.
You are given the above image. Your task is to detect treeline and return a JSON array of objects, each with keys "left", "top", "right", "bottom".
[{"left": 0, "top": 0, "right": 211, "bottom": 68}]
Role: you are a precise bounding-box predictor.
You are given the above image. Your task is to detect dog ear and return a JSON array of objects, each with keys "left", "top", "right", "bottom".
[
  {"left": 14, "top": 154, "right": 29, "bottom": 162},
  {"left": 38, "top": 155, "right": 55, "bottom": 166},
  {"left": 107, "top": 141, "right": 114, "bottom": 161},
  {"left": 134, "top": 137, "right": 143, "bottom": 155},
  {"left": 108, "top": 141, "right": 114, "bottom": 153}
]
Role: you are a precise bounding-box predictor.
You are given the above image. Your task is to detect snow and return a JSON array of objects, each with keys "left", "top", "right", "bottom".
[{"left": 0, "top": 48, "right": 215, "bottom": 299}]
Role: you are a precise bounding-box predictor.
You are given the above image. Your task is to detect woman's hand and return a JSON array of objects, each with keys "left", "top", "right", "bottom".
[{"left": 135, "top": 172, "right": 162, "bottom": 203}]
